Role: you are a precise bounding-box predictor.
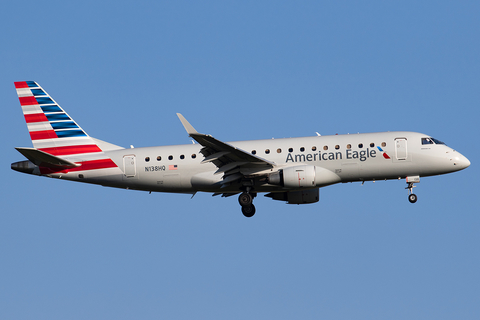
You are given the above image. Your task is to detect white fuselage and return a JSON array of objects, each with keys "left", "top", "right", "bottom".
[
  {"left": 40, "top": 131, "right": 470, "bottom": 194},
  {"left": 12, "top": 81, "right": 471, "bottom": 216}
]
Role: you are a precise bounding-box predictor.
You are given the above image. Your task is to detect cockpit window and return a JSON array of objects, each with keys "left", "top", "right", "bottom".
[
  {"left": 431, "top": 137, "right": 446, "bottom": 145},
  {"left": 422, "top": 137, "right": 446, "bottom": 145},
  {"left": 422, "top": 138, "right": 434, "bottom": 145}
]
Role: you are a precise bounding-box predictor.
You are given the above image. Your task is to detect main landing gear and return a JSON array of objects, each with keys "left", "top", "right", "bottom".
[
  {"left": 239, "top": 190, "right": 256, "bottom": 218},
  {"left": 405, "top": 176, "right": 420, "bottom": 203}
]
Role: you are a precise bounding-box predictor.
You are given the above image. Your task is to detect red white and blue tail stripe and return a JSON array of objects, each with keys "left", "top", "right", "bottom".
[
  {"left": 15, "top": 81, "right": 103, "bottom": 156},
  {"left": 14, "top": 81, "right": 119, "bottom": 173}
]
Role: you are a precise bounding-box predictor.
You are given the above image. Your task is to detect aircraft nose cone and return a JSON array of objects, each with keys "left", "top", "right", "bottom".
[{"left": 453, "top": 153, "right": 470, "bottom": 170}]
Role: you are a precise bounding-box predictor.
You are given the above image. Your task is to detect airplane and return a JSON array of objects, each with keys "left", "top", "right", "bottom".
[{"left": 11, "top": 81, "right": 471, "bottom": 217}]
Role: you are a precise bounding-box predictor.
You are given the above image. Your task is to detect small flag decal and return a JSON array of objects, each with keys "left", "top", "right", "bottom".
[{"left": 169, "top": 165, "right": 178, "bottom": 170}]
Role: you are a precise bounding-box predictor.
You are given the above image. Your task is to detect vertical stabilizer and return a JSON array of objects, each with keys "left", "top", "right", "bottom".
[
  {"left": 14, "top": 81, "right": 106, "bottom": 157},
  {"left": 13, "top": 81, "right": 123, "bottom": 175}
]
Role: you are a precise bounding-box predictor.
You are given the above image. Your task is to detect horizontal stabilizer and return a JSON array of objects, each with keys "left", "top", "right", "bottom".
[{"left": 15, "top": 147, "right": 80, "bottom": 168}]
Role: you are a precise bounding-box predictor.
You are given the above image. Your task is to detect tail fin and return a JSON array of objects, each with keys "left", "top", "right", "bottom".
[{"left": 14, "top": 81, "right": 118, "bottom": 157}]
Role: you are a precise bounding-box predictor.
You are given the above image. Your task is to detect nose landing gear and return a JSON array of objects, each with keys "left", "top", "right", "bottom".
[
  {"left": 238, "top": 189, "right": 256, "bottom": 217},
  {"left": 406, "top": 176, "right": 420, "bottom": 203},
  {"left": 408, "top": 192, "right": 418, "bottom": 203}
]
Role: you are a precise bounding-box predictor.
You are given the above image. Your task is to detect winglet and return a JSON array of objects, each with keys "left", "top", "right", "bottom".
[{"left": 176, "top": 113, "right": 198, "bottom": 135}]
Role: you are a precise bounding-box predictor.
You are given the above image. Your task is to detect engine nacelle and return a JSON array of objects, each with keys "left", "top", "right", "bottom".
[
  {"left": 268, "top": 165, "right": 316, "bottom": 188},
  {"left": 265, "top": 189, "right": 319, "bottom": 204},
  {"left": 268, "top": 165, "right": 341, "bottom": 188}
]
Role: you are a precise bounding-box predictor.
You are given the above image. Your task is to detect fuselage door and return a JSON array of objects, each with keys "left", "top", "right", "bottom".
[
  {"left": 395, "top": 138, "right": 407, "bottom": 160},
  {"left": 123, "top": 155, "right": 136, "bottom": 177}
]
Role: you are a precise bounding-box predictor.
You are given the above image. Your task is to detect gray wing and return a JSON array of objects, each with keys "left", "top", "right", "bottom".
[{"left": 177, "top": 114, "right": 275, "bottom": 187}]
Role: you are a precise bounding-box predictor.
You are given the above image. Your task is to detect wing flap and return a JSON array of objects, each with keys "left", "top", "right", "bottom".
[
  {"left": 221, "top": 173, "right": 243, "bottom": 184},
  {"left": 215, "top": 162, "right": 248, "bottom": 175},
  {"left": 201, "top": 151, "right": 230, "bottom": 164}
]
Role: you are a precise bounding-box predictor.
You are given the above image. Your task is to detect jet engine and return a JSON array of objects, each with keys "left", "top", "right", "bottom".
[
  {"left": 268, "top": 165, "right": 316, "bottom": 188},
  {"left": 267, "top": 165, "right": 341, "bottom": 189}
]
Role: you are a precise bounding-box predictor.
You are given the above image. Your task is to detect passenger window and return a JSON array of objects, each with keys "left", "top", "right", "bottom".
[
  {"left": 145, "top": 157, "right": 150, "bottom": 162},
  {"left": 168, "top": 155, "right": 173, "bottom": 160},
  {"left": 370, "top": 143, "right": 375, "bottom": 148},
  {"left": 358, "top": 143, "right": 363, "bottom": 148},
  {"left": 381, "top": 142, "right": 386, "bottom": 147},
  {"left": 191, "top": 154, "right": 196, "bottom": 159},
  {"left": 323, "top": 146, "right": 328, "bottom": 151},
  {"left": 346, "top": 144, "right": 351, "bottom": 149},
  {"left": 252, "top": 150, "right": 256, "bottom": 155},
  {"left": 300, "top": 147, "right": 305, "bottom": 152},
  {"left": 277, "top": 148, "right": 282, "bottom": 153},
  {"left": 335, "top": 145, "right": 340, "bottom": 150},
  {"left": 312, "top": 146, "right": 317, "bottom": 151},
  {"left": 157, "top": 156, "right": 161, "bottom": 161},
  {"left": 288, "top": 148, "right": 293, "bottom": 152},
  {"left": 180, "top": 155, "right": 185, "bottom": 159},
  {"left": 265, "top": 149, "right": 270, "bottom": 154}
]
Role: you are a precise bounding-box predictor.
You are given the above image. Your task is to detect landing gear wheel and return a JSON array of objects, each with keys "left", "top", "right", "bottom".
[
  {"left": 242, "top": 204, "right": 256, "bottom": 218},
  {"left": 408, "top": 193, "right": 418, "bottom": 203},
  {"left": 238, "top": 192, "right": 253, "bottom": 207},
  {"left": 405, "top": 180, "right": 419, "bottom": 204}
]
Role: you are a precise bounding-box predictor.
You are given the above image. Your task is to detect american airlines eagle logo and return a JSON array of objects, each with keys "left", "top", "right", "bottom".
[{"left": 376, "top": 146, "right": 391, "bottom": 159}]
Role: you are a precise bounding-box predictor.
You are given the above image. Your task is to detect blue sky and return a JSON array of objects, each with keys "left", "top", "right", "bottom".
[{"left": 1, "top": 1, "right": 479, "bottom": 319}]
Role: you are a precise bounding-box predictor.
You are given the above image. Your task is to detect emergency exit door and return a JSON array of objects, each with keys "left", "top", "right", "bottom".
[{"left": 395, "top": 138, "right": 407, "bottom": 160}]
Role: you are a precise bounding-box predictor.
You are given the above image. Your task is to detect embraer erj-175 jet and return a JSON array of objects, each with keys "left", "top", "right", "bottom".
[{"left": 11, "top": 81, "right": 471, "bottom": 217}]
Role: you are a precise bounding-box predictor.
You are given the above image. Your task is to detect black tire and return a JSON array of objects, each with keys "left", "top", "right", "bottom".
[
  {"left": 242, "top": 204, "right": 256, "bottom": 218},
  {"left": 238, "top": 192, "right": 253, "bottom": 206},
  {"left": 408, "top": 193, "right": 418, "bottom": 203}
]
